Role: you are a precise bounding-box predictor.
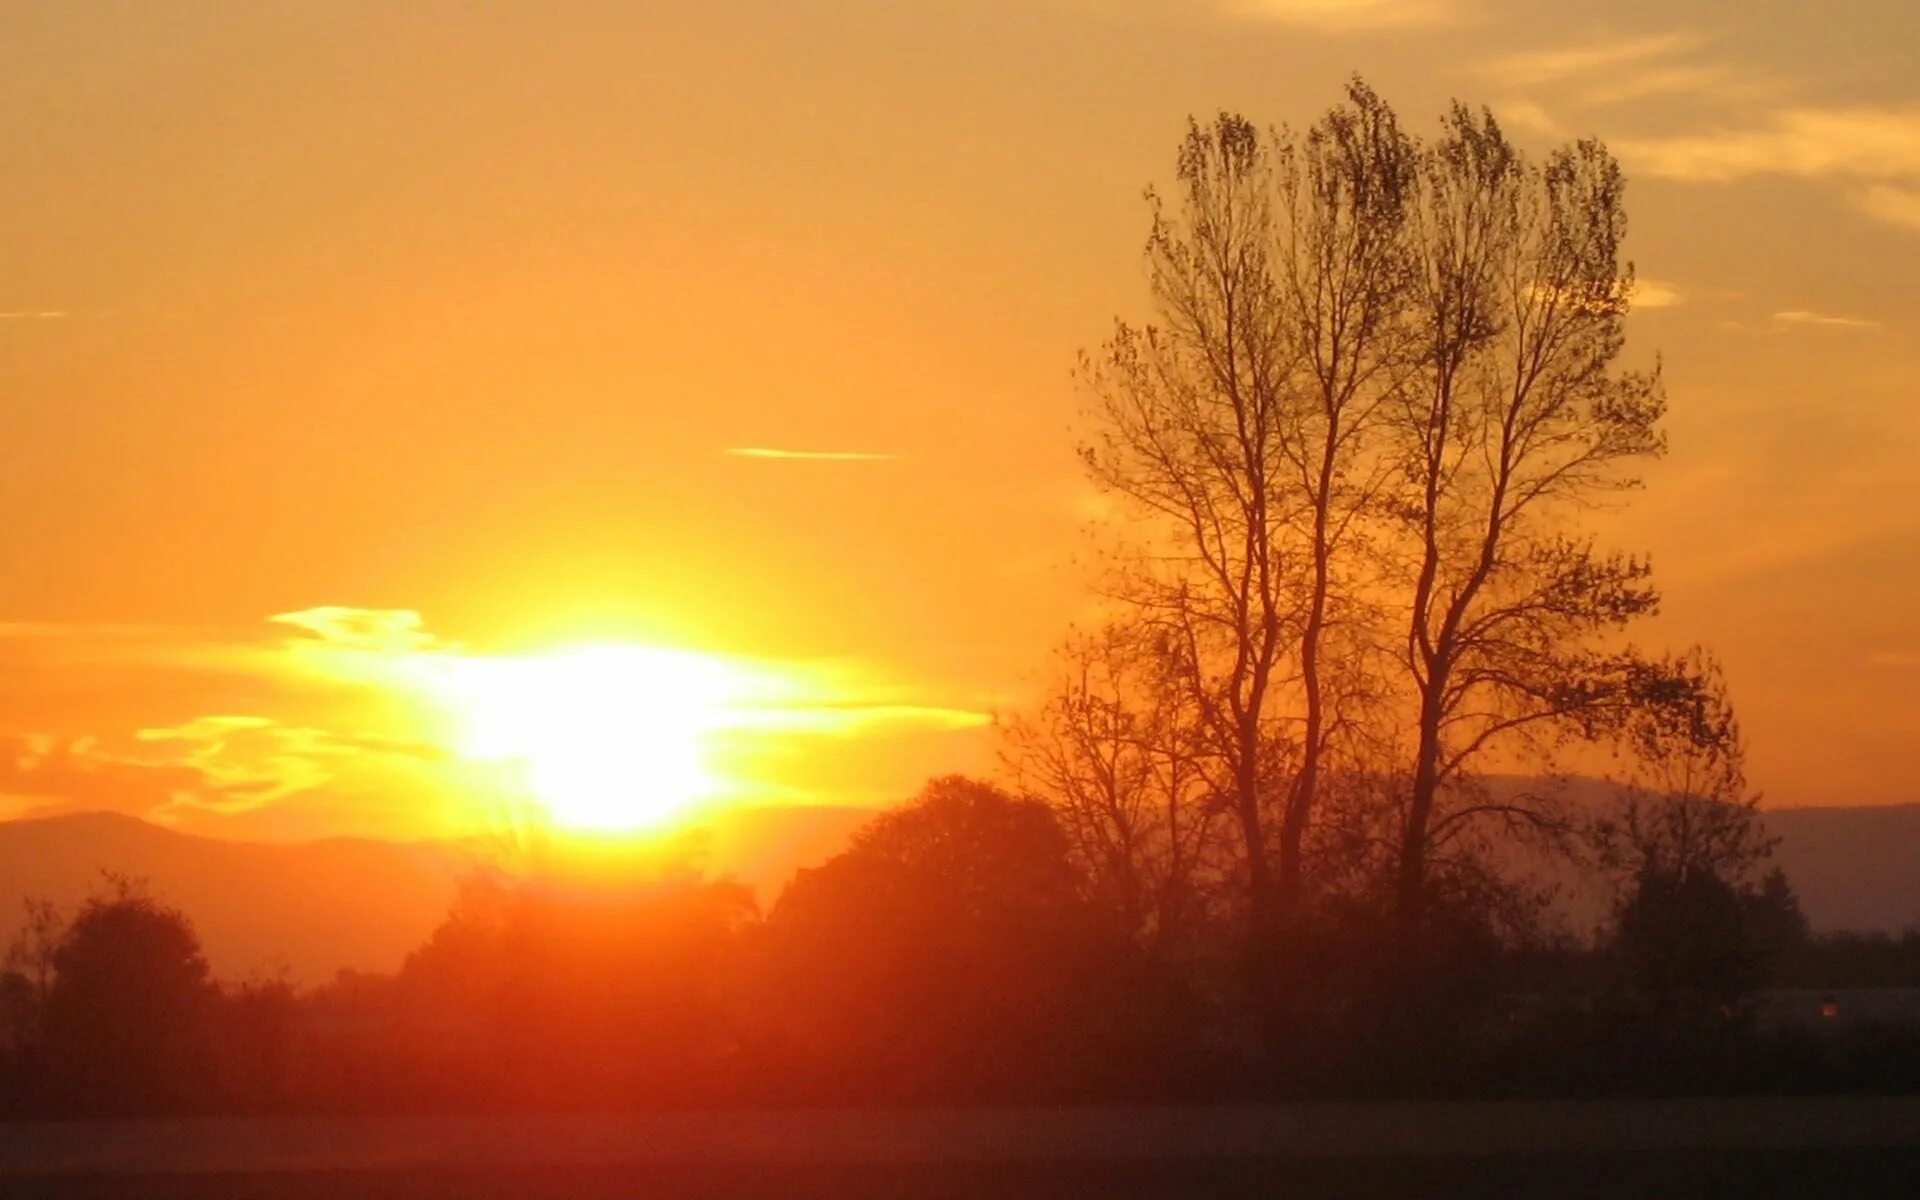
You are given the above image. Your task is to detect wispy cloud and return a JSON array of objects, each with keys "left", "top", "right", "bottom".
[
  {"left": 269, "top": 606, "right": 451, "bottom": 654},
  {"left": 1525, "top": 276, "right": 1682, "bottom": 314},
  {"left": 1482, "top": 33, "right": 1701, "bottom": 90},
  {"left": 723, "top": 447, "right": 899, "bottom": 462},
  {"left": 1771, "top": 309, "right": 1882, "bottom": 332},
  {"left": 1853, "top": 184, "right": 1920, "bottom": 232},
  {"left": 1631, "top": 278, "right": 1684, "bottom": 310},
  {"left": 1217, "top": 0, "right": 1468, "bottom": 32},
  {"left": 0, "top": 609, "right": 994, "bottom": 835},
  {"left": 1717, "top": 309, "right": 1886, "bottom": 337},
  {"left": 1614, "top": 107, "right": 1920, "bottom": 184},
  {"left": 0, "top": 310, "right": 68, "bottom": 320},
  {"left": 1490, "top": 98, "right": 1561, "bottom": 138},
  {"left": 1614, "top": 107, "right": 1920, "bottom": 234}
]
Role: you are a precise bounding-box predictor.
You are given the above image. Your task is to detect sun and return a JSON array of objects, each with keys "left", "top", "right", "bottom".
[{"left": 444, "top": 644, "right": 760, "bottom": 831}]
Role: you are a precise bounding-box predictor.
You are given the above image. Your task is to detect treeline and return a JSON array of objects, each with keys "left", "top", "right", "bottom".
[{"left": 2, "top": 777, "right": 1917, "bottom": 1117}]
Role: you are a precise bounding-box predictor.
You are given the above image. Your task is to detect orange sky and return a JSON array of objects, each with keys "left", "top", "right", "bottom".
[{"left": 2, "top": 1, "right": 1917, "bottom": 839}]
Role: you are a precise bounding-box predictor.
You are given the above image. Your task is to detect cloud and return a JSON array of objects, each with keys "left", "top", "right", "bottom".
[
  {"left": 0, "top": 732, "right": 209, "bottom": 817},
  {"left": 1870, "top": 652, "right": 1920, "bottom": 669},
  {"left": 0, "top": 713, "right": 453, "bottom": 830},
  {"left": 1853, "top": 184, "right": 1920, "bottom": 233},
  {"left": 1717, "top": 310, "right": 1886, "bottom": 336},
  {"left": 1771, "top": 310, "right": 1882, "bottom": 332},
  {"left": 269, "top": 606, "right": 450, "bottom": 654},
  {"left": 761, "top": 702, "right": 995, "bottom": 737},
  {"left": 1216, "top": 0, "right": 1467, "bottom": 32},
  {"left": 131, "top": 716, "right": 444, "bottom": 817},
  {"left": 1525, "top": 276, "right": 1681, "bottom": 314},
  {"left": 723, "top": 447, "right": 898, "bottom": 462},
  {"left": 1477, "top": 32, "right": 1774, "bottom": 111},
  {"left": 1613, "top": 107, "right": 1920, "bottom": 233},
  {"left": 1481, "top": 33, "right": 1701, "bottom": 90},
  {"left": 1491, "top": 99, "right": 1561, "bottom": 138},
  {"left": 1614, "top": 107, "right": 1920, "bottom": 184},
  {"left": 1577, "top": 64, "right": 1743, "bottom": 107},
  {"left": 1631, "top": 278, "right": 1684, "bottom": 309},
  {"left": 0, "top": 609, "right": 999, "bottom": 835},
  {"left": 0, "top": 310, "right": 68, "bottom": 320}
]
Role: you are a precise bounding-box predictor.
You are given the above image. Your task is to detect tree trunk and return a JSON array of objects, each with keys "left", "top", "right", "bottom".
[{"left": 1398, "top": 678, "right": 1444, "bottom": 935}]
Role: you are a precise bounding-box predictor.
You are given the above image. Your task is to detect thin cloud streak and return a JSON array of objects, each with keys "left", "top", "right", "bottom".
[
  {"left": 1216, "top": 0, "right": 1468, "bottom": 32},
  {"left": 1614, "top": 107, "right": 1920, "bottom": 184},
  {"left": 1632, "top": 279, "right": 1684, "bottom": 309},
  {"left": 1481, "top": 33, "right": 1701, "bottom": 89},
  {"left": 1854, "top": 185, "right": 1920, "bottom": 233},
  {"left": 1772, "top": 310, "right": 1883, "bottom": 332},
  {"left": 0, "top": 310, "right": 69, "bottom": 320},
  {"left": 724, "top": 447, "right": 899, "bottom": 462}
]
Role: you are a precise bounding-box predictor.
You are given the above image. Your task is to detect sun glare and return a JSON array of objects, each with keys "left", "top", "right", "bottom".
[{"left": 445, "top": 644, "right": 764, "bottom": 831}]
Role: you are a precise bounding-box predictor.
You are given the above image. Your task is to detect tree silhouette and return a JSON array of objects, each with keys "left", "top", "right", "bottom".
[
  {"left": 1080, "top": 113, "right": 1301, "bottom": 937},
  {"left": 43, "top": 876, "right": 217, "bottom": 1114},
  {"left": 1008, "top": 623, "right": 1229, "bottom": 954},
  {"left": 1389, "top": 107, "right": 1666, "bottom": 934},
  {"left": 760, "top": 777, "right": 1106, "bottom": 1099},
  {"left": 398, "top": 867, "right": 758, "bottom": 1107},
  {"left": 1077, "top": 81, "right": 1678, "bottom": 953}
]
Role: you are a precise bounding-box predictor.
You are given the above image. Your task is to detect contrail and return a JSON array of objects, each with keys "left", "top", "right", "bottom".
[{"left": 723, "top": 447, "right": 899, "bottom": 462}]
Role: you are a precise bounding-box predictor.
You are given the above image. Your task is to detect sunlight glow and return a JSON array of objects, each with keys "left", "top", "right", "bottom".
[{"left": 443, "top": 645, "right": 771, "bottom": 831}]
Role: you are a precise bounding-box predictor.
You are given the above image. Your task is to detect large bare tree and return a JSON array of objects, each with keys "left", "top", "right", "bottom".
[
  {"left": 1073, "top": 83, "right": 1691, "bottom": 966},
  {"left": 1079, "top": 113, "right": 1298, "bottom": 932},
  {"left": 1391, "top": 107, "right": 1667, "bottom": 931},
  {"left": 1077, "top": 86, "right": 1427, "bottom": 931},
  {"left": 1266, "top": 82, "right": 1418, "bottom": 911}
]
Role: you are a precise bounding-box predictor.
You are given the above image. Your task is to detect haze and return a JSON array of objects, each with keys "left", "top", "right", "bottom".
[{"left": 2, "top": 0, "right": 1917, "bottom": 843}]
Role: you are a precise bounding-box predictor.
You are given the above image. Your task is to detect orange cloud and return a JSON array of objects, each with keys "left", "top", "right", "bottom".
[
  {"left": 0, "top": 610, "right": 999, "bottom": 838},
  {"left": 1218, "top": 0, "right": 1468, "bottom": 31},
  {"left": 1853, "top": 185, "right": 1920, "bottom": 233},
  {"left": 1615, "top": 107, "right": 1920, "bottom": 185},
  {"left": 723, "top": 447, "right": 898, "bottom": 462},
  {"left": 269, "top": 606, "right": 451, "bottom": 654}
]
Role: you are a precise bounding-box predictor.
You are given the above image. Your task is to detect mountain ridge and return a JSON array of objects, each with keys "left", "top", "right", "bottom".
[{"left": 2, "top": 794, "right": 1913, "bottom": 982}]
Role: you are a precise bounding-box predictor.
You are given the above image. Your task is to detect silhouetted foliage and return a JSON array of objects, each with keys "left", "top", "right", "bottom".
[
  {"left": 389, "top": 866, "right": 757, "bottom": 1108},
  {"left": 1007, "top": 624, "right": 1231, "bottom": 954},
  {"left": 758, "top": 777, "right": 1128, "bottom": 1100},
  {"left": 42, "top": 876, "right": 218, "bottom": 1114}
]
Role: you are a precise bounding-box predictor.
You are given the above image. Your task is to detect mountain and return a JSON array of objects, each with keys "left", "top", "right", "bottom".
[
  {"left": 0, "top": 796, "right": 1913, "bottom": 985},
  {"left": 1473, "top": 777, "right": 1920, "bottom": 936},
  {"left": 1764, "top": 803, "right": 1920, "bottom": 933},
  {"left": 0, "top": 812, "right": 465, "bottom": 984},
  {"left": 0, "top": 806, "right": 876, "bottom": 984}
]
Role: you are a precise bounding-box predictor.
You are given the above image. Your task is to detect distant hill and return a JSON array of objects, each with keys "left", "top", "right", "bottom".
[
  {"left": 1765, "top": 803, "right": 1920, "bottom": 934},
  {"left": 1475, "top": 777, "right": 1920, "bottom": 936},
  {"left": 0, "top": 812, "right": 465, "bottom": 984},
  {"left": 0, "top": 805, "right": 875, "bottom": 984},
  {"left": 0, "top": 794, "right": 1912, "bottom": 984}
]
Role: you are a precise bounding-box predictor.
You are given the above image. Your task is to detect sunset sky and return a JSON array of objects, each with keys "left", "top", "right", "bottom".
[{"left": 2, "top": 1, "right": 1916, "bottom": 841}]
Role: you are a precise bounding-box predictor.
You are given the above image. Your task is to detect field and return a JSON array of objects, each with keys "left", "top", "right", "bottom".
[{"left": 4, "top": 1098, "right": 1919, "bottom": 1198}]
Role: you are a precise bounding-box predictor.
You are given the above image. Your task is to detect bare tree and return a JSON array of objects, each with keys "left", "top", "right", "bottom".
[
  {"left": 1079, "top": 113, "right": 1298, "bottom": 931},
  {"left": 1008, "top": 623, "right": 1228, "bottom": 953},
  {"left": 1266, "top": 81, "right": 1419, "bottom": 910},
  {"left": 1592, "top": 649, "right": 1774, "bottom": 888},
  {"left": 3, "top": 897, "right": 65, "bottom": 1047},
  {"left": 1391, "top": 106, "right": 1666, "bottom": 932},
  {"left": 1079, "top": 83, "right": 1428, "bottom": 932}
]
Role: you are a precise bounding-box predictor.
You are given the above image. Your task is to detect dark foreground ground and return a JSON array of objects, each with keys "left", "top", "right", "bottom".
[{"left": 3, "top": 1099, "right": 1918, "bottom": 1198}]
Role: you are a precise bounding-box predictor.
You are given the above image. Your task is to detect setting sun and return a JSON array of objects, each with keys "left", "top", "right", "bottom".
[{"left": 445, "top": 644, "right": 765, "bottom": 831}]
